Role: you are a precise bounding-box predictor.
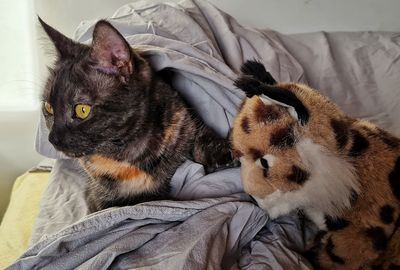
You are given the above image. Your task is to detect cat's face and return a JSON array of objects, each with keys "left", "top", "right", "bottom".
[{"left": 40, "top": 18, "right": 151, "bottom": 157}]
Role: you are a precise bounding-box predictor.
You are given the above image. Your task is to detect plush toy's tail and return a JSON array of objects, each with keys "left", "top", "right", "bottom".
[{"left": 234, "top": 60, "right": 309, "bottom": 125}]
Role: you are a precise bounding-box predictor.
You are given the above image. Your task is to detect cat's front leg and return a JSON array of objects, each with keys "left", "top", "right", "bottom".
[{"left": 192, "top": 125, "right": 238, "bottom": 172}]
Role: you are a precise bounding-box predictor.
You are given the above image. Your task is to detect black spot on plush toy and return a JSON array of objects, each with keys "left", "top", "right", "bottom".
[{"left": 231, "top": 60, "right": 400, "bottom": 270}]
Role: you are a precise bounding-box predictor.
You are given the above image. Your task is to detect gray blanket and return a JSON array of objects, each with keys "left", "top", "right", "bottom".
[
  {"left": 10, "top": 0, "right": 400, "bottom": 269},
  {"left": 11, "top": 160, "right": 313, "bottom": 270}
]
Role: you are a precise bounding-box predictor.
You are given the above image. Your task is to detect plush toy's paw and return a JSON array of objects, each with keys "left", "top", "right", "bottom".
[
  {"left": 266, "top": 203, "right": 293, "bottom": 219},
  {"left": 303, "top": 208, "right": 328, "bottom": 231},
  {"left": 252, "top": 190, "right": 296, "bottom": 219},
  {"left": 234, "top": 74, "right": 263, "bottom": 97},
  {"left": 240, "top": 60, "right": 277, "bottom": 85}
]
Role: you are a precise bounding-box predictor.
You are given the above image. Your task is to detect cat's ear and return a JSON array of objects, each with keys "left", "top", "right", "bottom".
[
  {"left": 90, "top": 20, "right": 133, "bottom": 83},
  {"left": 38, "top": 17, "right": 81, "bottom": 59}
]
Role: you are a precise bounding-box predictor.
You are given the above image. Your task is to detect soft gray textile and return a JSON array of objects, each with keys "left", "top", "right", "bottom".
[
  {"left": 18, "top": 0, "right": 400, "bottom": 269},
  {"left": 277, "top": 31, "right": 400, "bottom": 135},
  {"left": 29, "top": 159, "right": 89, "bottom": 245},
  {"left": 14, "top": 159, "right": 314, "bottom": 270}
]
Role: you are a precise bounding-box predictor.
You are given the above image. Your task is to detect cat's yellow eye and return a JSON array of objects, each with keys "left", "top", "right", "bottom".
[
  {"left": 75, "top": 104, "right": 92, "bottom": 119},
  {"left": 44, "top": 102, "right": 53, "bottom": 114}
]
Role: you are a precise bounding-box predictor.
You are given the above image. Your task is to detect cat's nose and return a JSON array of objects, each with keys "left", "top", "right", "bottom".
[{"left": 48, "top": 132, "right": 62, "bottom": 148}]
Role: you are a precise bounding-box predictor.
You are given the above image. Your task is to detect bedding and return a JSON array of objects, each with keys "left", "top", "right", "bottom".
[{"left": 8, "top": 0, "right": 400, "bottom": 269}]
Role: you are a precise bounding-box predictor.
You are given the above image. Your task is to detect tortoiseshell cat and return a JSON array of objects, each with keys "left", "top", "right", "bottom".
[{"left": 39, "top": 18, "right": 233, "bottom": 212}]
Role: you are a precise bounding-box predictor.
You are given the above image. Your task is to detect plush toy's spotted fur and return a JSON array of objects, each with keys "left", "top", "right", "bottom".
[{"left": 231, "top": 60, "right": 400, "bottom": 270}]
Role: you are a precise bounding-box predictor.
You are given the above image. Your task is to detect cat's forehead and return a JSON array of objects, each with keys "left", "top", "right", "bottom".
[{"left": 44, "top": 58, "right": 118, "bottom": 103}]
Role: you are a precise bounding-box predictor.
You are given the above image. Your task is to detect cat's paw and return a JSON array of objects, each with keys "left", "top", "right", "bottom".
[
  {"left": 205, "top": 155, "right": 240, "bottom": 173},
  {"left": 203, "top": 139, "right": 241, "bottom": 173}
]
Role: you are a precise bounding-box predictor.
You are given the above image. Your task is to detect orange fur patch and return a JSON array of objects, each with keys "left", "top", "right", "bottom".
[
  {"left": 163, "top": 111, "right": 183, "bottom": 145},
  {"left": 88, "top": 155, "right": 147, "bottom": 181}
]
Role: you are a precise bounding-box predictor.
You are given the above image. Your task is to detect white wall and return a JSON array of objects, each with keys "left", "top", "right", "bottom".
[
  {"left": 35, "top": 0, "right": 400, "bottom": 37},
  {"left": 0, "top": 0, "right": 43, "bottom": 219},
  {"left": 1, "top": 0, "right": 400, "bottom": 219},
  {"left": 213, "top": 0, "right": 400, "bottom": 33}
]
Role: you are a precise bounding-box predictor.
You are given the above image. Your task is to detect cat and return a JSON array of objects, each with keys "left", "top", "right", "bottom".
[
  {"left": 231, "top": 60, "right": 400, "bottom": 270},
  {"left": 39, "top": 18, "right": 234, "bottom": 212}
]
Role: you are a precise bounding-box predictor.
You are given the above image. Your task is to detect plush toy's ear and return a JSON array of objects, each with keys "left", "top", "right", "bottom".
[
  {"left": 258, "top": 87, "right": 309, "bottom": 125},
  {"left": 91, "top": 20, "right": 133, "bottom": 83},
  {"left": 234, "top": 75, "right": 309, "bottom": 125},
  {"left": 38, "top": 17, "right": 82, "bottom": 59},
  {"left": 240, "top": 60, "right": 277, "bottom": 85},
  {"left": 235, "top": 60, "right": 309, "bottom": 124}
]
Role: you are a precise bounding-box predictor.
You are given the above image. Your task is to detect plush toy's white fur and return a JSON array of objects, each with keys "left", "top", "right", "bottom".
[{"left": 251, "top": 137, "right": 359, "bottom": 228}]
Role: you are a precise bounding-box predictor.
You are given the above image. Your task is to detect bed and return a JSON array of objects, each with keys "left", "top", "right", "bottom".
[{"left": 1, "top": 0, "right": 400, "bottom": 269}]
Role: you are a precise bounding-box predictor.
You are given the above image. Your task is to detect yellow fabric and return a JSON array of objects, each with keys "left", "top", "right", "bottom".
[{"left": 0, "top": 172, "right": 50, "bottom": 269}]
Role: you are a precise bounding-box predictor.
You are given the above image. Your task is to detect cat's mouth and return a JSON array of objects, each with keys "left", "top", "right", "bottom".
[{"left": 51, "top": 144, "right": 90, "bottom": 158}]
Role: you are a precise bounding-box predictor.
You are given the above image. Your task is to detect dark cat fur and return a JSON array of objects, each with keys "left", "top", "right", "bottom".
[{"left": 39, "top": 18, "right": 233, "bottom": 212}]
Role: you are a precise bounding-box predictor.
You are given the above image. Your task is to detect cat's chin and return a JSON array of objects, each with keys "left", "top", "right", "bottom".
[{"left": 63, "top": 151, "right": 87, "bottom": 158}]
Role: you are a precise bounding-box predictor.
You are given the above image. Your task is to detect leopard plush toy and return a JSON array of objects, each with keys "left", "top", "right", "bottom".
[{"left": 231, "top": 60, "right": 400, "bottom": 270}]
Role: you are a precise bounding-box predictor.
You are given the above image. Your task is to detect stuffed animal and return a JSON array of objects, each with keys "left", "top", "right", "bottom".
[{"left": 231, "top": 60, "right": 400, "bottom": 270}]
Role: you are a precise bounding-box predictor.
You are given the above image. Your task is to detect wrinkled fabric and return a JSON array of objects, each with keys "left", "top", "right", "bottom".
[
  {"left": 20, "top": 0, "right": 400, "bottom": 269},
  {"left": 11, "top": 159, "right": 315, "bottom": 270},
  {"left": 277, "top": 31, "right": 400, "bottom": 135}
]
